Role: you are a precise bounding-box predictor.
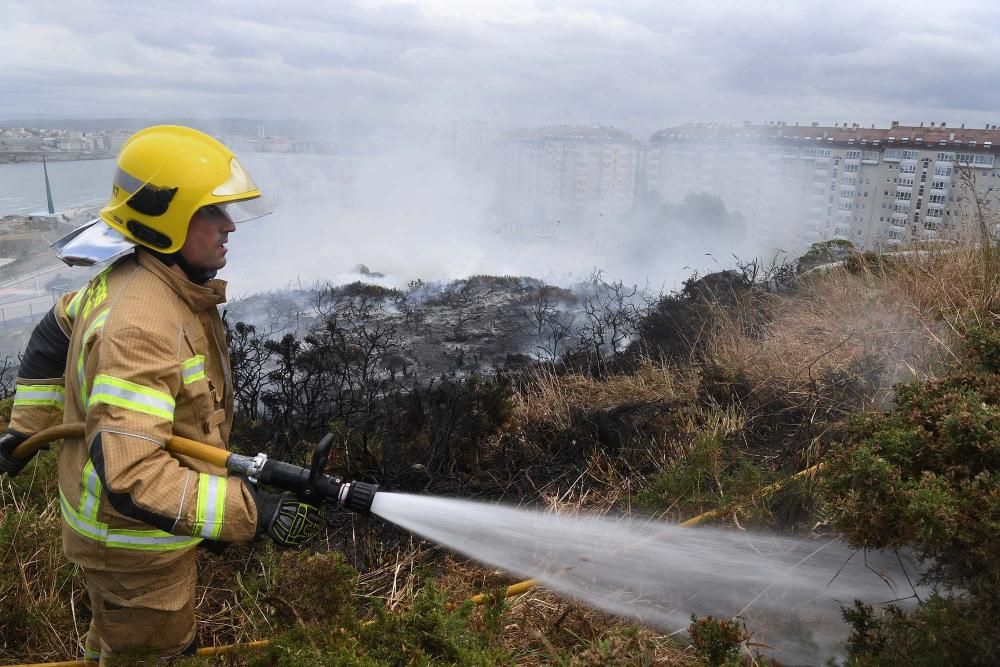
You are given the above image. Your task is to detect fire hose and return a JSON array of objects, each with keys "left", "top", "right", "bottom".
[
  {"left": 5, "top": 427, "right": 824, "bottom": 665},
  {"left": 13, "top": 424, "right": 379, "bottom": 516}
]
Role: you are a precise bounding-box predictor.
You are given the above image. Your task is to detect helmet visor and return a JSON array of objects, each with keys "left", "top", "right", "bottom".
[
  {"left": 212, "top": 157, "right": 258, "bottom": 197},
  {"left": 210, "top": 196, "right": 272, "bottom": 224}
]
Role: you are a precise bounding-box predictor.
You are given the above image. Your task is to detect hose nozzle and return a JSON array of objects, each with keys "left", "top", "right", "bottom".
[{"left": 339, "top": 481, "right": 379, "bottom": 515}]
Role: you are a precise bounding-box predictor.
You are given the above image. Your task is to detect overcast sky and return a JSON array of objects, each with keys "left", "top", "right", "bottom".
[{"left": 2, "top": 0, "right": 999, "bottom": 132}]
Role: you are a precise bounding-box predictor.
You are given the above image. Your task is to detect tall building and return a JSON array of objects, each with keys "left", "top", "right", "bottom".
[
  {"left": 498, "top": 125, "right": 639, "bottom": 242},
  {"left": 643, "top": 122, "right": 1000, "bottom": 249},
  {"left": 452, "top": 120, "right": 489, "bottom": 170}
]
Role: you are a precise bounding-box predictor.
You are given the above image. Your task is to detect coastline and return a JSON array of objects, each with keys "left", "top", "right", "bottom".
[{"left": 0, "top": 152, "right": 114, "bottom": 164}]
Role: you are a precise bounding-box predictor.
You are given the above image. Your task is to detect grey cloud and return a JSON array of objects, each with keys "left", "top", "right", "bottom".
[{"left": 2, "top": 0, "right": 999, "bottom": 127}]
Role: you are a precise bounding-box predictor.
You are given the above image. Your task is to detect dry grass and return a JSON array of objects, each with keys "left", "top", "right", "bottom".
[
  {"left": 430, "top": 556, "right": 700, "bottom": 666},
  {"left": 706, "top": 247, "right": 995, "bottom": 430},
  {"left": 511, "top": 359, "right": 698, "bottom": 432},
  {"left": 0, "top": 452, "right": 90, "bottom": 662}
]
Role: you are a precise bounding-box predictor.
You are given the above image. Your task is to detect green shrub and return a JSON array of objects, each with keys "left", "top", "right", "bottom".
[
  {"left": 639, "top": 428, "right": 772, "bottom": 522},
  {"left": 965, "top": 322, "right": 1000, "bottom": 373},
  {"left": 821, "top": 370, "right": 999, "bottom": 594},
  {"left": 267, "top": 550, "right": 358, "bottom": 627},
  {"left": 797, "top": 239, "right": 856, "bottom": 273},
  {"left": 821, "top": 339, "right": 1000, "bottom": 663},
  {"left": 841, "top": 596, "right": 992, "bottom": 666},
  {"left": 688, "top": 615, "right": 746, "bottom": 666},
  {"left": 207, "top": 579, "right": 509, "bottom": 667}
]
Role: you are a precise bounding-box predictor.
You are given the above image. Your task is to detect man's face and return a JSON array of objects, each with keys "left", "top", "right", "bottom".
[{"left": 179, "top": 206, "right": 237, "bottom": 271}]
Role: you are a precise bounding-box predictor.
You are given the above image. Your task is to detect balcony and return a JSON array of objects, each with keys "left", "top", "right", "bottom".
[
  {"left": 924, "top": 215, "right": 942, "bottom": 227},
  {"left": 892, "top": 211, "right": 909, "bottom": 222}
]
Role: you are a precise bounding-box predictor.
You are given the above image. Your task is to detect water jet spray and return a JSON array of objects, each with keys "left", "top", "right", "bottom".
[{"left": 17, "top": 426, "right": 925, "bottom": 664}]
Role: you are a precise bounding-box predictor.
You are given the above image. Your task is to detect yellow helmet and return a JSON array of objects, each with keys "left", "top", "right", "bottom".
[{"left": 99, "top": 125, "right": 270, "bottom": 253}]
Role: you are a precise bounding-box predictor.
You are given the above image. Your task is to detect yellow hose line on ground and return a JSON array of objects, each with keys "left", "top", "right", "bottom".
[
  {"left": 5, "top": 640, "right": 271, "bottom": 667},
  {"left": 471, "top": 462, "right": 827, "bottom": 605},
  {"left": 679, "top": 462, "right": 825, "bottom": 527},
  {"left": 469, "top": 578, "right": 541, "bottom": 605}
]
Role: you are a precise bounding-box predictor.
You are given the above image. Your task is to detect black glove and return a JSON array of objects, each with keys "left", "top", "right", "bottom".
[
  {"left": 255, "top": 491, "right": 322, "bottom": 548},
  {"left": 0, "top": 430, "right": 33, "bottom": 477}
]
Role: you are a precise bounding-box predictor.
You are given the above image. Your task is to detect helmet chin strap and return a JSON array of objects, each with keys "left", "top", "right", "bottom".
[{"left": 145, "top": 247, "right": 217, "bottom": 284}]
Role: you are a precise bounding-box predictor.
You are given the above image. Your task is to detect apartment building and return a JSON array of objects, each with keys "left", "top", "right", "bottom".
[
  {"left": 497, "top": 125, "right": 639, "bottom": 242},
  {"left": 453, "top": 120, "right": 489, "bottom": 170},
  {"left": 643, "top": 122, "right": 1000, "bottom": 249}
]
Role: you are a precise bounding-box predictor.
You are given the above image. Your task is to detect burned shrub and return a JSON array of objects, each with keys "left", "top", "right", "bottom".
[
  {"left": 699, "top": 351, "right": 884, "bottom": 457},
  {"left": 632, "top": 270, "right": 760, "bottom": 364},
  {"left": 376, "top": 373, "right": 513, "bottom": 488}
]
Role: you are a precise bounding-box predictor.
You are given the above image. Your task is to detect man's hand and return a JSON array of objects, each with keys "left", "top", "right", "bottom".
[
  {"left": 0, "top": 431, "right": 32, "bottom": 477},
  {"left": 255, "top": 491, "right": 322, "bottom": 548}
]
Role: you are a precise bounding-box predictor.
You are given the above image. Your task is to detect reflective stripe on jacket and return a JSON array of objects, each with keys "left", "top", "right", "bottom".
[
  {"left": 7, "top": 292, "right": 76, "bottom": 435},
  {"left": 57, "top": 249, "right": 257, "bottom": 571}
]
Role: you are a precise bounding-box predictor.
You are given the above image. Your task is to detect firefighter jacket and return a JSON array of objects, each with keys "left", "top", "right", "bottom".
[{"left": 12, "top": 249, "right": 258, "bottom": 572}]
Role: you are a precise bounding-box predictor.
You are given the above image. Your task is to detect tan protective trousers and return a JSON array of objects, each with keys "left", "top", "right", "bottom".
[{"left": 81, "top": 550, "right": 198, "bottom": 664}]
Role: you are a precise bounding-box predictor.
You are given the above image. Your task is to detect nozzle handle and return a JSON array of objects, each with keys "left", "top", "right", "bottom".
[{"left": 309, "top": 433, "right": 335, "bottom": 486}]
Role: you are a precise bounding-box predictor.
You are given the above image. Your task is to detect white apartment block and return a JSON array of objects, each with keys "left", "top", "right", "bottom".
[
  {"left": 453, "top": 120, "right": 489, "bottom": 170},
  {"left": 498, "top": 126, "right": 639, "bottom": 242},
  {"left": 643, "top": 122, "right": 1000, "bottom": 249}
]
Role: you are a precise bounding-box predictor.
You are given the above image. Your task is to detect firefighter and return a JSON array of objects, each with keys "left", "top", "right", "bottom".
[{"left": 0, "top": 126, "right": 322, "bottom": 661}]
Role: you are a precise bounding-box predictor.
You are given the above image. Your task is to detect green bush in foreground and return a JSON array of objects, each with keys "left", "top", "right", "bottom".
[
  {"left": 841, "top": 596, "right": 985, "bottom": 667},
  {"left": 688, "top": 615, "right": 747, "bottom": 666},
  {"left": 177, "top": 570, "right": 509, "bottom": 667},
  {"left": 820, "top": 326, "right": 1000, "bottom": 664}
]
